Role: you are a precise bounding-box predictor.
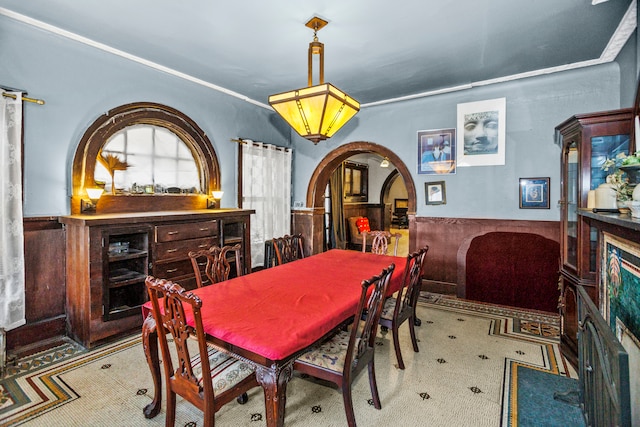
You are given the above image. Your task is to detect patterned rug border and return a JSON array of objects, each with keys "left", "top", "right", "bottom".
[{"left": 0, "top": 334, "right": 141, "bottom": 427}]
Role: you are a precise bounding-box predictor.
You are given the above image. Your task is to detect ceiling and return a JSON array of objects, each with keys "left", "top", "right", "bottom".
[{"left": 0, "top": 0, "right": 635, "bottom": 108}]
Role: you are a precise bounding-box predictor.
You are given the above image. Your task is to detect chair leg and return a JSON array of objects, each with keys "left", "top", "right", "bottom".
[
  {"left": 367, "top": 359, "right": 382, "bottom": 410},
  {"left": 409, "top": 314, "right": 419, "bottom": 353},
  {"left": 165, "top": 390, "right": 176, "bottom": 427},
  {"left": 203, "top": 404, "right": 215, "bottom": 427},
  {"left": 341, "top": 382, "right": 357, "bottom": 427},
  {"left": 392, "top": 323, "right": 405, "bottom": 370}
]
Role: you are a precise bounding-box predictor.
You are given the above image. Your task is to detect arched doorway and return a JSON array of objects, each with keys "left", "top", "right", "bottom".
[{"left": 304, "top": 141, "right": 417, "bottom": 255}]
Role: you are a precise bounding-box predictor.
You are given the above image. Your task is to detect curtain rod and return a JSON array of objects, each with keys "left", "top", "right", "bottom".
[
  {"left": 2, "top": 92, "right": 45, "bottom": 105},
  {"left": 231, "top": 138, "right": 291, "bottom": 151}
]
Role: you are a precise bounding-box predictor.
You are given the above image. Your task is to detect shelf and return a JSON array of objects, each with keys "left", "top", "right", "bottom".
[
  {"left": 108, "top": 268, "right": 146, "bottom": 287},
  {"left": 108, "top": 248, "right": 148, "bottom": 262},
  {"left": 106, "top": 304, "right": 142, "bottom": 321},
  {"left": 223, "top": 236, "right": 243, "bottom": 244}
]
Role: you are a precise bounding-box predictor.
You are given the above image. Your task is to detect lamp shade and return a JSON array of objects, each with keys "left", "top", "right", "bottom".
[
  {"left": 269, "top": 83, "right": 359, "bottom": 144},
  {"left": 86, "top": 187, "right": 104, "bottom": 201}
]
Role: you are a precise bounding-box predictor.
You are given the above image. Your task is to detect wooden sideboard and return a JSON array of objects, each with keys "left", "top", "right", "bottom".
[{"left": 59, "top": 209, "right": 253, "bottom": 348}]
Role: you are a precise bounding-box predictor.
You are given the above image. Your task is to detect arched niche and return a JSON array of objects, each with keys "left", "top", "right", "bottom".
[{"left": 71, "top": 102, "right": 220, "bottom": 214}]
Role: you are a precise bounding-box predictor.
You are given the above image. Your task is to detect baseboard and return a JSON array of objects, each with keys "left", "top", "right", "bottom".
[
  {"left": 421, "top": 279, "right": 457, "bottom": 296},
  {"left": 6, "top": 315, "right": 67, "bottom": 357}
]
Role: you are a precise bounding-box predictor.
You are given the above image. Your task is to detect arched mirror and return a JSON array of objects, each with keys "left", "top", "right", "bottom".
[{"left": 71, "top": 102, "right": 220, "bottom": 214}]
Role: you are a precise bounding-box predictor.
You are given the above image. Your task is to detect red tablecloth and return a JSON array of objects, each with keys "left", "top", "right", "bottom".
[{"left": 143, "top": 249, "right": 406, "bottom": 361}]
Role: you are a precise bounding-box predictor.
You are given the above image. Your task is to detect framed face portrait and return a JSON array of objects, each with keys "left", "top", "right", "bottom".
[
  {"left": 519, "top": 177, "right": 550, "bottom": 209},
  {"left": 417, "top": 128, "right": 456, "bottom": 175},
  {"left": 456, "top": 97, "right": 506, "bottom": 167},
  {"left": 425, "top": 181, "right": 446, "bottom": 205}
]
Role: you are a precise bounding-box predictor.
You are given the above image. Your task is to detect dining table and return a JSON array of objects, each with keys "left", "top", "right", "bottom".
[{"left": 141, "top": 248, "right": 407, "bottom": 427}]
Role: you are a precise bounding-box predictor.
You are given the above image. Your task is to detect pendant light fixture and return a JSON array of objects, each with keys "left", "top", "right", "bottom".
[{"left": 268, "top": 16, "right": 360, "bottom": 144}]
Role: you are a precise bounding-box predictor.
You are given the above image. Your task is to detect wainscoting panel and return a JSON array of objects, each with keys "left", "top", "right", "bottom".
[
  {"left": 412, "top": 216, "right": 560, "bottom": 289},
  {"left": 7, "top": 218, "right": 66, "bottom": 354}
]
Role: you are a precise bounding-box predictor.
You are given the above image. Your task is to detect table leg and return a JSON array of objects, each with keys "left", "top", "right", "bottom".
[
  {"left": 255, "top": 363, "right": 293, "bottom": 427},
  {"left": 141, "top": 313, "right": 162, "bottom": 418}
]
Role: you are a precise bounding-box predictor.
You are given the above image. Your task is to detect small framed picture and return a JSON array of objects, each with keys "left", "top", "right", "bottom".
[
  {"left": 425, "top": 181, "right": 446, "bottom": 205},
  {"left": 417, "top": 128, "right": 456, "bottom": 175},
  {"left": 519, "top": 177, "right": 550, "bottom": 209}
]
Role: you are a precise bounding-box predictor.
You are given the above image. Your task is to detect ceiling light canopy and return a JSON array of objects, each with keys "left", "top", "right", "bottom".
[{"left": 268, "top": 16, "right": 360, "bottom": 144}]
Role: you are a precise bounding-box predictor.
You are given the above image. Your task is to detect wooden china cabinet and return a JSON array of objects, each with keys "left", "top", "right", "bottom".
[
  {"left": 60, "top": 209, "right": 253, "bottom": 348},
  {"left": 556, "top": 108, "right": 632, "bottom": 367}
]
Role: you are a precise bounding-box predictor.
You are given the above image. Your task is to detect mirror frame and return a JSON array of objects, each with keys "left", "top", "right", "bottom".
[{"left": 71, "top": 102, "right": 220, "bottom": 214}]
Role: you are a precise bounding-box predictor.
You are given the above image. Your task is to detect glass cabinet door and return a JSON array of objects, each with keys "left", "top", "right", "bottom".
[
  {"left": 588, "top": 134, "right": 629, "bottom": 271},
  {"left": 565, "top": 142, "right": 578, "bottom": 270}
]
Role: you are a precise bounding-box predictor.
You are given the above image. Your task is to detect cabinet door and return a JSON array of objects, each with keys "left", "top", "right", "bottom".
[
  {"left": 588, "top": 134, "right": 629, "bottom": 271},
  {"left": 103, "top": 226, "right": 151, "bottom": 321},
  {"left": 562, "top": 139, "right": 579, "bottom": 272}
]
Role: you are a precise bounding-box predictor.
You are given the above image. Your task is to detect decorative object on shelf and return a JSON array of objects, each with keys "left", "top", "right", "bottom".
[
  {"left": 80, "top": 187, "right": 104, "bottom": 213},
  {"left": 518, "top": 177, "right": 550, "bottom": 209},
  {"left": 425, "top": 181, "right": 446, "bottom": 205},
  {"left": 98, "top": 152, "right": 130, "bottom": 194},
  {"left": 207, "top": 190, "right": 224, "bottom": 209},
  {"left": 268, "top": 16, "right": 360, "bottom": 144},
  {"left": 619, "top": 164, "right": 640, "bottom": 184},
  {"left": 595, "top": 183, "right": 618, "bottom": 210},
  {"left": 627, "top": 200, "right": 640, "bottom": 218},
  {"left": 601, "top": 152, "right": 634, "bottom": 202},
  {"left": 617, "top": 200, "right": 631, "bottom": 215}
]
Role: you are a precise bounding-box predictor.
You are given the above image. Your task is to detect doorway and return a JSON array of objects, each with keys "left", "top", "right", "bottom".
[{"left": 305, "top": 141, "right": 417, "bottom": 256}]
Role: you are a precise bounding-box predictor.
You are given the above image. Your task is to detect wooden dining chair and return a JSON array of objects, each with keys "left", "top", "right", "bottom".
[
  {"left": 378, "top": 246, "right": 429, "bottom": 369},
  {"left": 362, "top": 230, "right": 401, "bottom": 256},
  {"left": 293, "top": 264, "right": 395, "bottom": 427},
  {"left": 272, "top": 233, "right": 305, "bottom": 265},
  {"left": 188, "top": 243, "right": 243, "bottom": 288},
  {"left": 145, "top": 276, "right": 259, "bottom": 427}
]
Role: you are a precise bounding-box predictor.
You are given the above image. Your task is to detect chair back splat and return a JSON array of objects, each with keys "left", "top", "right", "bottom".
[
  {"left": 188, "top": 243, "right": 243, "bottom": 288},
  {"left": 379, "top": 246, "right": 429, "bottom": 369},
  {"left": 362, "top": 230, "right": 401, "bottom": 256},
  {"left": 272, "top": 233, "right": 305, "bottom": 265},
  {"left": 294, "top": 264, "right": 395, "bottom": 427},
  {"left": 145, "top": 276, "right": 258, "bottom": 427}
]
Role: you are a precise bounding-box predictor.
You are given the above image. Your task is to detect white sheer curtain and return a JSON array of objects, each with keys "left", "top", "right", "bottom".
[
  {"left": 241, "top": 140, "right": 292, "bottom": 267},
  {"left": 1, "top": 92, "right": 25, "bottom": 368}
]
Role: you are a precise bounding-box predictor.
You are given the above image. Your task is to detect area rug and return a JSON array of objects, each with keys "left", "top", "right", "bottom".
[
  {"left": 503, "top": 363, "right": 584, "bottom": 427},
  {"left": 0, "top": 298, "right": 577, "bottom": 427}
]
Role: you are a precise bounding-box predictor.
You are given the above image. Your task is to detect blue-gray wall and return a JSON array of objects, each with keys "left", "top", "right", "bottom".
[
  {"left": 0, "top": 15, "right": 288, "bottom": 216},
  {"left": 1, "top": 13, "right": 635, "bottom": 221},
  {"left": 292, "top": 63, "right": 624, "bottom": 221}
]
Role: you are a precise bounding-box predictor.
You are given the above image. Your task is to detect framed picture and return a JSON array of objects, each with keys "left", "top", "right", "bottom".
[
  {"left": 519, "top": 177, "right": 550, "bottom": 209},
  {"left": 425, "top": 181, "right": 446, "bottom": 205},
  {"left": 456, "top": 97, "right": 506, "bottom": 167},
  {"left": 601, "top": 232, "right": 640, "bottom": 344},
  {"left": 418, "top": 128, "right": 456, "bottom": 175}
]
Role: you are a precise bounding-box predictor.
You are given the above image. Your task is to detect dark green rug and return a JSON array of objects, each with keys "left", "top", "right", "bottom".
[{"left": 507, "top": 363, "right": 585, "bottom": 427}]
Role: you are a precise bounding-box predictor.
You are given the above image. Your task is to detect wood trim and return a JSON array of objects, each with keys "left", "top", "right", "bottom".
[
  {"left": 6, "top": 316, "right": 66, "bottom": 352},
  {"left": 413, "top": 216, "right": 560, "bottom": 287},
  {"left": 70, "top": 102, "right": 221, "bottom": 214},
  {"left": 306, "top": 141, "right": 417, "bottom": 214}
]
